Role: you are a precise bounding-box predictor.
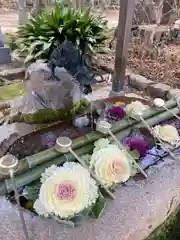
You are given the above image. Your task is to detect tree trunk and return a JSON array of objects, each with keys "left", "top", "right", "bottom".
[
  {"left": 160, "top": 0, "right": 176, "bottom": 24},
  {"left": 31, "top": 0, "right": 44, "bottom": 15}
]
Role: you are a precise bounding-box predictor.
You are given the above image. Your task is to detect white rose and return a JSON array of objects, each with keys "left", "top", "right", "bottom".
[
  {"left": 153, "top": 124, "right": 180, "bottom": 145},
  {"left": 90, "top": 145, "right": 131, "bottom": 187},
  {"left": 36, "top": 162, "right": 99, "bottom": 219}
]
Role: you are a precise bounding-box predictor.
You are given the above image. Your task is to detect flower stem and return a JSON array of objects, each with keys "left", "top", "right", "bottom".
[
  {"left": 69, "top": 148, "right": 116, "bottom": 200},
  {"left": 163, "top": 105, "right": 180, "bottom": 121},
  {"left": 9, "top": 170, "right": 30, "bottom": 240},
  {"left": 139, "top": 116, "right": 177, "bottom": 161},
  {"left": 108, "top": 130, "right": 148, "bottom": 179}
]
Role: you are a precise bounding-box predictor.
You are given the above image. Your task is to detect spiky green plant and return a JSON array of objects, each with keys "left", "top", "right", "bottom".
[{"left": 15, "top": 5, "right": 108, "bottom": 63}]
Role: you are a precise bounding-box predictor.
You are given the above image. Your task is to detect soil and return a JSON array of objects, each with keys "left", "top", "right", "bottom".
[
  {"left": 96, "top": 41, "right": 180, "bottom": 88},
  {"left": 127, "top": 43, "right": 180, "bottom": 88}
]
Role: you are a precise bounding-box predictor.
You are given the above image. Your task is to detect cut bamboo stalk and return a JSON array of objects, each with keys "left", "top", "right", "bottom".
[
  {"left": 154, "top": 98, "right": 180, "bottom": 121},
  {"left": 0, "top": 101, "right": 178, "bottom": 181},
  {"left": 55, "top": 136, "right": 115, "bottom": 199},
  {"left": 0, "top": 106, "right": 179, "bottom": 195},
  {"left": 96, "top": 120, "right": 148, "bottom": 178}
]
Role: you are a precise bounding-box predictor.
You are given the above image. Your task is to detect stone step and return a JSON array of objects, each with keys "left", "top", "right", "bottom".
[{"left": 0, "top": 66, "right": 25, "bottom": 80}]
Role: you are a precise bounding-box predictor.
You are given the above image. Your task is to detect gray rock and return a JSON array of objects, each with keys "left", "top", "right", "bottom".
[
  {"left": 147, "top": 83, "right": 170, "bottom": 98},
  {"left": 167, "top": 88, "right": 180, "bottom": 99},
  {"left": 129, "top": 74, "right": 153, "bottom": 90},
  {"left": 13, "top": 61, "right": 82, "bottom": 116}
]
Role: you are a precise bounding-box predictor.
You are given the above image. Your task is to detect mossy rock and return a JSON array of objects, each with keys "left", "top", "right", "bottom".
[
  {"left": 20, "top": 99, "right": 89, "bottom": 124},
  {"left": 146, "top": 205, "right": 180, "bottom": 240}
]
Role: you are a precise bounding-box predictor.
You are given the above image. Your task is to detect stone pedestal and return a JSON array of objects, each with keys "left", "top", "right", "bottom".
[
  {"left": 0, "top": 47, "right": 11, "bottom": 64},
  {"left": 0, "top": 26, "right": 11, "bottom": 64}
]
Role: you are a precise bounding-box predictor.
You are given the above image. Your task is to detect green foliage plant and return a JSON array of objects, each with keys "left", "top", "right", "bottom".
[{"left": 15, "top": 5, "right": 108, "bottom": 63}]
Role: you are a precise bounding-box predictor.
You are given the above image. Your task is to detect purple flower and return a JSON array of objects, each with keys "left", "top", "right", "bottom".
[
  {"left": 120, "top": 136, "right": 130, "bottom": 145},
  {"left": 106, "top": 106, "right": 126, "bottom": 122},
  {"left": 127, "top": 136, "right": 149, "bottom": 157},
  {"left": 41, "top": 132, "right": 57, "bottom": 148},
  {"left": 175, "top": 119, "right": 180, "bottom": 129}
]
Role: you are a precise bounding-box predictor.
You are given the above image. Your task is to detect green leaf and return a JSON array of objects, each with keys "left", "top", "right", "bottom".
[
  {"left": 23, "top": 180, "right": 41, "bottom": 201},
  {"left": 43, "top": 42, "right": 51, "bottom": 51},
  {"left": 81, "top": 154, "right": 91, "bottom": 165},
  {"left": 128, "top": 149, "right": 140, "bottom": 160},
  {"left": 24, "top": 54, "right": 34, "bottom": 63},
  {"left": 89, "top": 194, "right": 107, "bottom": 218},
  {"left": 15, "top": 5, "right": 108, "bottom": 62}
]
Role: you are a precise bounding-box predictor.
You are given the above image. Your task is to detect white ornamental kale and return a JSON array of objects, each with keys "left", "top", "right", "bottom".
[
  {"left": 125, "top": 101, "right": 149, "bottom": 117},
  {"left": 93, "top": 138, "right": 110, "bottom": 152},
  {"left": 34, "top": 162, "right": 99, "bottom": 219},
  {"left": 40, "top": 165, "right": 60, "bottom": 183},
  {"left": 90, "top": 144, "right": 131, "bottom": 187},
  {"left": 153, "top": 124, "right": 180, "bottom": 145}
]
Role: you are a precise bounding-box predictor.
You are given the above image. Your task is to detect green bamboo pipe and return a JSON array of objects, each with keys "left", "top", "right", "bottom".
[
  {"left": 0, "top": 99, "right": 177, "bottom": 181},
  {"left": 0, "top": 105, "right": 179, "bottom": 196}
]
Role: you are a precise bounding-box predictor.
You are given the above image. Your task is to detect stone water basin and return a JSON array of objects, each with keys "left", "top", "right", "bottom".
[
  {"left": 1, "top": 97, "right": 180, "bottom": 240},
  {"left": 0, "top": 96, "right": 150, "bottom": 159}
]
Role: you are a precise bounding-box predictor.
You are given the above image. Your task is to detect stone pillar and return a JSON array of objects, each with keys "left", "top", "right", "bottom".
[
  {"left": 0, "top": 27, "right": 11, "bottom": 64},
  {"left": 110, "top": 0, "right": 135, "bottom": 96}
]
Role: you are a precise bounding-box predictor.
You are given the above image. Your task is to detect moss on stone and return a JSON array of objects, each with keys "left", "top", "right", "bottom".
[
  {"left": 21, "top": 99, "right": 89, "bottom": 124},
  {"left": 146, "top": 206, "right": 180, "bottom": 240}
]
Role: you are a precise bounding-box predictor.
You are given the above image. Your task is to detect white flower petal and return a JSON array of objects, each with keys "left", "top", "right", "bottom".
[
  {"left": 126, "top": 101, "right": 149, "bottom": 116},
  {"left": 90, "top": 145, "right": 131, "bottom": 187},
  {"left": 153, "top": 124, "right": 180, "bottom": 145},
  {"left": 93, "top": 138, "right": 110, "bottom": 152},
  {"left": 38, "top": 163, "right": 98, "bottom": 219},
  {"left": 34, "top": 199, "right": 49, "bottom": 217}
]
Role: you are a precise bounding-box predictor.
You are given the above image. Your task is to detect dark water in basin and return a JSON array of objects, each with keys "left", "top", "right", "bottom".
[{"left": 2, "top": 112, "right": 96, "bottom": 159}]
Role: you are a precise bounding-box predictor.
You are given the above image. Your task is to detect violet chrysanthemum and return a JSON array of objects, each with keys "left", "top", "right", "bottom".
[
  {"left": 106, "top": 106, "right": 126, "bottom": 122},
  {"left": 127, "top": 136, "right": 149, "bottom": 157}
]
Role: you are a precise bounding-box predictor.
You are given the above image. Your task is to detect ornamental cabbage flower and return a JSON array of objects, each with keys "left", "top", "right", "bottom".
[
  {"left": 40, "top": 165, "right": 60, "bottom": 183},
  {"left": 127, "top": 136, "right": 149, "bottom": 157},
  {"left": 93, "top": 138, "right": 110, "bottom": 152},
  {"left": 34, "top": 162, "right": 99, "bottom": 219},
  {"left": 106, "top": 106, "right": 126, "bottom": 122},
  {"left": 125, "top": 101, "right": 149, "bottom": 116},
  {"left": 153, "top": 124, "right": 180, "bottom": 145},
  {"left": 90, "top": 145, "right": 131, "bottom": 187}
]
